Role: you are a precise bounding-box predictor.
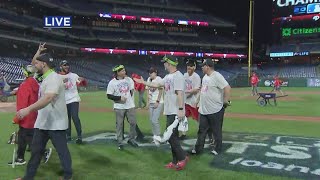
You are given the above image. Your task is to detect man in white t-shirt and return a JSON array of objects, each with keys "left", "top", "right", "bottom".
[
  {"left": 190, "top": 59, "right": 231, "bottom": 156},
  {"left": 16, "top": 53, "right": 72, "bottom": 180},
  {"left": 59, "top": 60, "right": 83, "bottom": 144},
  {"left": 134, "top": 55, "right": 189, "bottom": 171},
  {"left": 179, "top": 59, "right": 201, "bottom": 140},
  {"left": 107, "top": 65, "right": 139, "bottom": 150},
  {"left": 146, "top": 67, "right": 163, "bottom": 142}
]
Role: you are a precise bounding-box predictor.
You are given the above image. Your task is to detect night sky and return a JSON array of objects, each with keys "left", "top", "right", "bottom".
[{"left": 193, "top": 0, "right": 273, "bottom": 46}]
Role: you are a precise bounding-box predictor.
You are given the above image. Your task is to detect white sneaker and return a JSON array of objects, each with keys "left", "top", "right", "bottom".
[
  {"left": 43, "top": 148, "right": 52, "bottom": 163},
  {"left": 211, "top": 150, "right": 218, "bottom": 156},
  {"left": 153, "top": 135, "right": 161, "bottom": 146}
]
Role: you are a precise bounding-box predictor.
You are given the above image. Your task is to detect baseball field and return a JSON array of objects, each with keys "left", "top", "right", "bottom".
[{"left": 0, "top": 87, "right": 319, "bottom": 180}]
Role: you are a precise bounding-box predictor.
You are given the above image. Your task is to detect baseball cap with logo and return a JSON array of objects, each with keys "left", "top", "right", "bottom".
[
  {"left": 200, "top": 58, "right": 215, "bottom": 67},
  {"left": 186, "top": 59, "right": 196, "bottom": 67},
  {"left": 60, "top": 60, "right": 69, "bottom": 66},
  {"left": 36, "top": 53, "right": 55, "bottom": 68},
  {"left": 161, "top": 55, "right": 179, "bottom": 66}
]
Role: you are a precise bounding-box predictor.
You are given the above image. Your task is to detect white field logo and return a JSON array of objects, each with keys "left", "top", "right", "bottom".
[{"left": 83, "top": 132, "right": 320, "bottom": 178}]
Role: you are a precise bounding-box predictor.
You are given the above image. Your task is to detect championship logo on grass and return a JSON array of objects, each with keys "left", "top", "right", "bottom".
[{"left": 83, "top": 132, "right": 320, "bottom": 179}]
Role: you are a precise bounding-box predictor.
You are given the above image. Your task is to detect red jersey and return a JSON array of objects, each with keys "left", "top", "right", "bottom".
[
  {"left": 274, "top": 78, "right": 282, "bottom": 87},
  {"left": 16, "top": 77, "right": 39, "bottom": 129},
  {"left": 250, "top": 75, "right": 259, "bottom": 85},
  {"left": 132, "top": 73, "right": 145, "bottom": 91}
]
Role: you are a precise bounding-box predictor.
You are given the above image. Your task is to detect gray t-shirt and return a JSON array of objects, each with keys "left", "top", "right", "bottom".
[
  {"left": 161, "top": 71, "right": 185, "bottom": 115},
  {"left": 34, "top": 71, "right": 68, "bottom": 130},
  {"left": 184, "top": 72, "right": 201, "bottom": 107},
  {"left": 107, "top": 77, "right": 135, "bottom": 110},
  {"left": 199, "top": 71, "right": 229, "bottom": 115}
]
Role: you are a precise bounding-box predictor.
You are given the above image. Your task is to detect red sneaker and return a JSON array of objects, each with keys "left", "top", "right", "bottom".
[
  {"left": 176, "top": 157, "right": 189, "bottom": 171},
  {"left": 165, "top": 162, "right": 176, "bottom": 169}
]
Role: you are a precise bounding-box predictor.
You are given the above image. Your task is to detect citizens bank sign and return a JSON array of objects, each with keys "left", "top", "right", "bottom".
[{"left": 275, "top": 0, "right": 320, "bottom": 7}]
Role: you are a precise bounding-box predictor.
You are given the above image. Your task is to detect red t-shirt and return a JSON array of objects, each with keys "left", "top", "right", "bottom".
[
  {"left": 251, "top": 75, "right": 259, "bottom": 85},
  {"left": 16, "top": 77, "right": 39, "bottom": 129},
  {"left": 274, "top": 78, "right": 281, "bottom": 87},
  {"left": 132, "top": 74, "right": 145, "bottom": 91}
]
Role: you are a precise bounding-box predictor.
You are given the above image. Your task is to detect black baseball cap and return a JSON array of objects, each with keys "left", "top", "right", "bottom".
[
  {"left": 36, "top": 53, "right": 55, "bottom": 68},
  {"left": 60, "top": 60, "right": 69, "bottom": 66},
  {"left": 148, "top": 67, "right": 158, "bottom": 74},
  {"left": 186, "top": 59, "right": 196, "bottom": 67},
  {"left": 200, "top": 58, "right": 215, "bottom": 67},
  {"left": 161, "top": 55, "right": 178, "bottom": 66}
]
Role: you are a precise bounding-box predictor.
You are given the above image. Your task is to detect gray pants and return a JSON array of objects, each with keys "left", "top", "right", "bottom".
[
  {"left": 138, "top": 90, "right": 146, "bottom": 108},
  {"left": 114, "top": 108, "right": 137, "bottom": 145},
  {"left": 252, "top": 85, "right": 258, "bottom": 95},
  {"left": 148, "top": 103, "right": 163, "bottom": 136}
]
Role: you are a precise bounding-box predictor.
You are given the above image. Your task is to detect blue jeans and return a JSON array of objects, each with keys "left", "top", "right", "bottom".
[{"left": 66, "top": 102, "right": 82, "bottom": 139}]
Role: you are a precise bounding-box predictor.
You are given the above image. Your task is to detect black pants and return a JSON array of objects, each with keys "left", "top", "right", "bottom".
[
  {"left": 167, "top": 115, "right": 186, "bottom": 163},
  {"left": 123, "top": 116, "right": 144, "bottom": 139},
  {"left": 66, "top": 102, "right": 82, "bottom": 139},
  {"left": 17, "top": 126, "right": 34, "bottom": 160},
  {"left": 195, "top": 108, "right": 225, "bottom": 153},
  {"left": 23, "top": 129, "right": 72, "bottom": 180}
]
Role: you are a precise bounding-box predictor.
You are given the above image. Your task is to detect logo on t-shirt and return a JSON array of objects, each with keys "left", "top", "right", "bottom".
[
  {"left": 117, "top": 82, "right": 130, "bottom": 95},
  {"left": 201, "top": 80, "right": 209, "bottom": 93},
  {"left": 164, "top": 79, "right": 173, "bottom": 92},
  {"left": 65, "top": 78, "right": 74, "bottom": 89},
  {"left": 185, "top": 79, "right": 193, "bottom": 91}
]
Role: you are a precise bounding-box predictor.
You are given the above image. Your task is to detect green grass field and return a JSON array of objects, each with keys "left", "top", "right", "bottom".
[{"left": 0, "top": 87, "right": 319, "bottom": 180}]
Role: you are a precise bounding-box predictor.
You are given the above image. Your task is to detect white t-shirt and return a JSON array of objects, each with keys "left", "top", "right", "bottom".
[
  {"left": 184, "top": 72, "right": 201, "bottom": 107},
  {"left": 107, "top": 77, "right": 135, "bottom": 109},
  {"left": 60, "top": 72, "right": 81, "bottom": 104},
  {"left": 161, "top": 71, "right": 185, "bottom": 115},
  {"left": 199, "top": 71, "right": 229, "bottom": 115},
  {"left": 34, "top": 71, "right": 68, "bottom": 130},
  {"left": 146, "top": 76, "right": 164, "bottom": 104}
]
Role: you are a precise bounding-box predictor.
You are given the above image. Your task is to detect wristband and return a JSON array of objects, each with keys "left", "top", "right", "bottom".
[
  {"left": 179, "top": 107, "right": 183, "bottom": 110},
  {"left": 156, "top": 100, "right": 160, "bottom": 103}
]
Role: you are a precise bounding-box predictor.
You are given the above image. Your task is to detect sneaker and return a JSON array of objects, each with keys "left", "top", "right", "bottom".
[
  {"left": 176, "top": 158, "right": 188, "bottom": 171},
  {"left": 15, "top": 178, "right": 22, "bottom": 180},
  {"left": 165, "top": 162, "right": 176, "bottom": 169},
  {"left": 75, "top": 138, "right": 83, "bottom": 144},
  {"left": 128, "top": 139, "right": 139, "bottom": 147},
  {"left": 188, "top": 149, "right": 199, "bottom": 155},
  {"left": 209, "top": 139, "right": 215, "bottom": 146},
  {"left": 118, "top": 144, "right": 124, "bottom": 150},
  {"left": 8, "top": 159, "right": 26, "bottom": 166},
  {"left": 43, "top": 148, "right": 52, "bottom": 163},
  {"left": 211, "top": 149, "right": 219, "bottom": 156}
]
